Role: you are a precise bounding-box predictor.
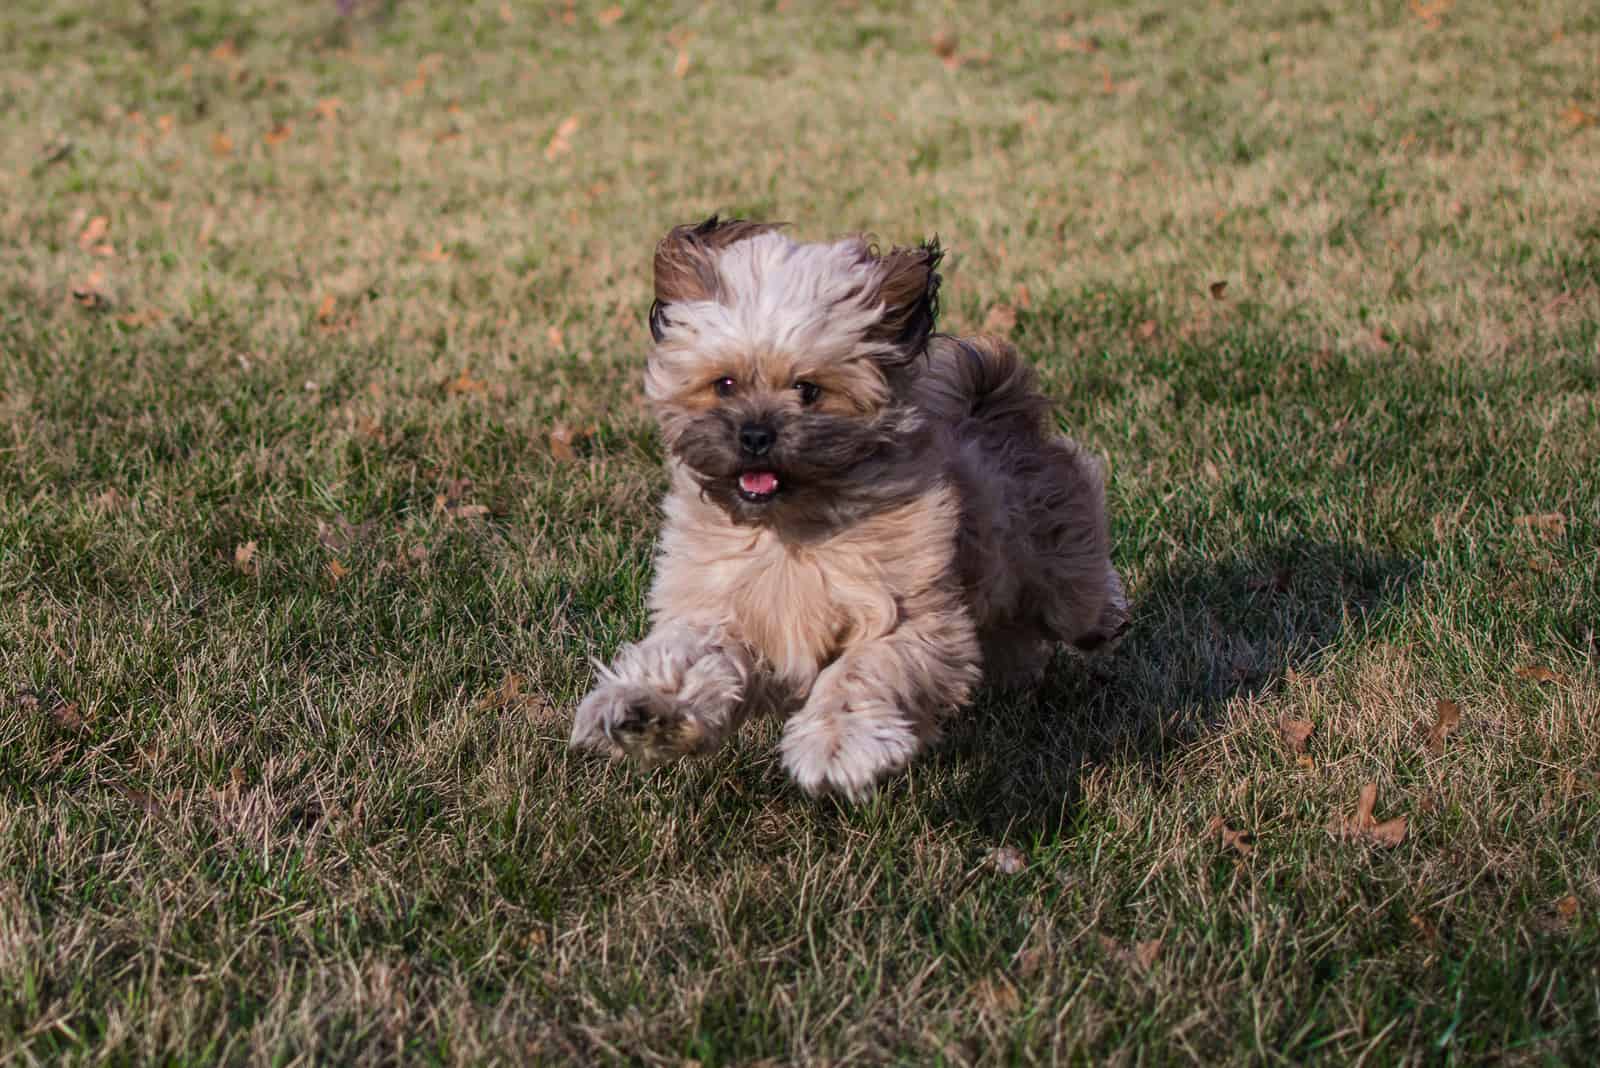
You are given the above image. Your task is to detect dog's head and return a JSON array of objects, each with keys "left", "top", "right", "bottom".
[{"left": 643, "top": 216, "right": 942, "bottom": 526}]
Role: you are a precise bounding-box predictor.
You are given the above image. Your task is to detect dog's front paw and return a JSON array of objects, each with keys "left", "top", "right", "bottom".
[
  {"left": 779, "top": 698, "right": 919, "bottom": 802},
  {"left": 570, "top": 681, "right": 703, "bottom": 765}
]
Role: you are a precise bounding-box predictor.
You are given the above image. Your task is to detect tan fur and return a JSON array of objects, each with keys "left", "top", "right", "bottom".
[{"left": 572, "top": 222, "right": 1127, "bottom": 799}]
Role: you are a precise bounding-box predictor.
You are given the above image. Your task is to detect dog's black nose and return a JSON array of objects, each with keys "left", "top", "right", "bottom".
[{"left": 738, "top": 422, "right": 776, "bottom": 457}]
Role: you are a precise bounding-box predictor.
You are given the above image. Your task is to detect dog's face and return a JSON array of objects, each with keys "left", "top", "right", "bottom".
[{"left": 643, "top": 218, "right": 941, "bottom": 526}]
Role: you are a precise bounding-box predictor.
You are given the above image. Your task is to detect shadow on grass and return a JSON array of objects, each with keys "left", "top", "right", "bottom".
[{"left": 925, "top": 539, "right": 1420, "bottom": 842}]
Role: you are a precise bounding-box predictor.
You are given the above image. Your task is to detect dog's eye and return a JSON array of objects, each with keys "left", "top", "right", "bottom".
[
  {"left": 713, "top": 376, "right": 737, "bottom": 398},
  {"left": 794, "top": 381, "right": 821, "bottom": 406}
]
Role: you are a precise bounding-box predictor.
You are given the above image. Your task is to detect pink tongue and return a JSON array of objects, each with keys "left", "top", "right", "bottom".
[{"left": 739, "top": 470, "right": 778, "bottom": 496}]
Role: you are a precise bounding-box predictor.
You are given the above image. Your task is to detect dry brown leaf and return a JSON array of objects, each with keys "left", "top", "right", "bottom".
[
  {"left": 597, "top": 5, "right": 623, "bottom": 25},
  {"left": 1330, "top": 782, "right": 1408, "bottom": 847},
  {"left": 70, "top": 270, "right": 109, "bottom": 310},
  {"left": 1209, "top": 280, "right": 1228, "bottom": 300},
  {"left": 51, "top": 701, "right": 85, "bottom": 733},
  {"left": 110, "top": 781, "right": 162, "bottom": 815},
  {"left": 326, "top": 558, "right": 350, "bottom": 584},
  {"left": 420, "top": 242, "right": 451, "bottom": 263},
  {"left": 1409, "top": 913, "right": 1439, "bottom": 943},
  {"left": 478, "top": 673, "right": 524, "bottom": 710},
  {"left": 672, "top": 49, "right": 691, "bottom": 78},
  {"left": 972, "top": 975, "right": 1020, "bottom": 1015},
  {"left": 987, "top": 845, "right": 1027, "bottom": 875},
  {"left": 544, "top": 115, "right": 580, "bottom": 160},
  {"left": 982, "top": 303, "right": 1017, "bottom": 336},
  {"left": 1424, "top": 698, "right": 1460, "bottom": 755},
  {"left": 1560, "top": 103, "right": 1597, "bottom": 130},
  {"left": 443, "top": 370, "right": 487, "bottom": 396},
  {"left": 1133, "top": 938, "right": 1163, "bottom": 970},
  {"left": 1279, "top": 717, "right": 1314, "bottom": 755},
  {"left": 263, "top": 122, "right": 293, "bottom": 146},
  {"left": 1054, "top": 33, "right": 1099, "bottom": 53},
  {"left": 1555, "top": 895, "right": 1580, "bottom": 922},
  {"left": 233, "top": 540, "right": 259, "bottom": 576},
  {"left": 1515, "top": 665, "right": 1561, "bottom": 684},
  {"left": 314, "top": 98, "right": 342, "bottom": 122},
  {"left": 315, "top": 294, "right": 337, "bottom": 323},
  {"left": 930, "top": 29, "right": 958, "bottom": 59},
  {"left": 211, "top": 131, "right": 234, "bottom": 157},
  {"left": 1205, "top": 815, "right": 1255, "bottom": 858},
  {"left": 78, "top": 216, "right": 109, "bottom": 250},
  {"left": 1513, "top": 513, "right": 1566, "bottom": 537},
  {"left": 549, "top": 426, "right": 581, "bottom": 462}
]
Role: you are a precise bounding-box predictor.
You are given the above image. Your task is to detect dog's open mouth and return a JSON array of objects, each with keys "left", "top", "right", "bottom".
[{"left": 737, "top": 469, "right": 780, "bottom": 503}]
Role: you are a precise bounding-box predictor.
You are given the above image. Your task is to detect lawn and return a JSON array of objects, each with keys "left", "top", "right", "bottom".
[{"left": 2, "top": 0, "right": 1598, "bottom": 1063}]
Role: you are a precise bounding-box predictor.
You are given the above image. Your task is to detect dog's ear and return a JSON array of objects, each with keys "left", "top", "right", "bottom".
[
  {"left": 864, "top": 239, "right": 942, "bottom": 363},
  {"left": 650, "top": 216, "right": 781, "bottom": 341}
]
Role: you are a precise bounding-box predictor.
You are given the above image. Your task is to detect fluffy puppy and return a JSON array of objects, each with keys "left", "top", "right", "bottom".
[{"left": 570, "top": 218, "right": 1127, "bottom": 799}]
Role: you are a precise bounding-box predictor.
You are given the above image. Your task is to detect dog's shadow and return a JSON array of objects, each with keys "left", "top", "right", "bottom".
[{"left": 921, "top": 539, "right": 1419, "bottom": 841}]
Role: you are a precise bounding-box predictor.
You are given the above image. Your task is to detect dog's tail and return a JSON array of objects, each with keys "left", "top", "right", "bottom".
[{"left": 918, "top": 333, "right": 1052, "bottom": 435}]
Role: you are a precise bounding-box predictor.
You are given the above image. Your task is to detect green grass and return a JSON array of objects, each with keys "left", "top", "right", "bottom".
[{"left": 2, "top": 0, "right": 1598, "bottom": 1063}]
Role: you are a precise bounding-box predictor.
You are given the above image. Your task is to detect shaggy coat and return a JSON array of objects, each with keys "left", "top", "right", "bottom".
[{"left": 570, "top": 218, "right": 1126, "bottom": 798}]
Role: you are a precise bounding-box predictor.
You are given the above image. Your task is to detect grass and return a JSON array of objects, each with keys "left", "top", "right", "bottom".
[{"left": 2, "top": 0, "right": 1597, "bottom": 1063}]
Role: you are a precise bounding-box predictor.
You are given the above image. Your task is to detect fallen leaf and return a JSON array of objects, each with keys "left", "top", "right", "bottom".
[
  {"left": 1013, "top": 283, "right": 1032, "bottom": 309},
  {"left": 70, "top": 270, "right": 109, "bottom": 310},
  {"left": 211, "top": 131, "right": 234, "bottom": 157},
  {"left": 1205, "top": 815, "right": 1254, "bottom": 858},
  {"left": 673, "top": 49, "right": 691, "bottom": 78},
  {"left": 478, "top": 673, "right": 524, "bottom": 709},
  {"left": 972, "top": 975, "right": 1019, "bottom": 1015},
  {"left": 110, "top": 782, "right": 161, "bottom": 815},
  {"left": 597, "top": 5, "right": 623, "bottom": 25},
  {"left": 263, "top": 122, "right": 293, "bottom": 146},
  {"left": 314, "top": 98, "right": 342, "bottom": 122},
  {"left": 549, "top": 426, "right": 581, "bottom": 462},
  {"left": 1515, "top": 665, "right": 1561, "bottom": 684},
  {"left": 1513, "top": 513, "right": 1566, "bottom": 537},
  {"left": 545, "top": 115, "right": 580, "bottom": 160},
  {"left": 234, "top": 540, "right": 258, "bottom": 576},
  {"left": 930, "top": 29, "right": 958, "bottom": 59},
  {"left": 1560, "top": 103, "right": 1597, "bottom": 130},
  {"left": 982, "top": 303, "right": 1017, "bottom": 336},
  {"left": 315, "top": 294, "right": 338, "bottom": 323},
  {"left": 443, "top": 370, "right": 487, "bottom": 396},
  {"left": 1409, "top": 912, "right": 1439, "bottom": 942},
  {"left": 1279, "top": 717, "right": 1314, "bottom": 755},
  {"left": 1423, "top": 698, "right": 1460, "bottom": 756},
  {"left": 157, "top": 113, "right": 176, "bottom": 135},
  {"left": 210, "top": 39, "right": 238, "bottom": 62},
  {"left": 326, "top": 558, "right": 350, "bottom": 584},
  {"left": 447, "top": 503, "right": 490, "bottom": 519},
  {"left": 1555, "top": 895, "right": 1580, "bottom": 922},
  {"left": 51, "top": 702, "right": 85, "bottom": 733},
  {"left": 1329, "top": 782, "right": 1407, "bottom": 847},
  {"left": 1054, "top": 33, "right": 1099, "bottom": 53},
  {"left": 987, "top": 845, "right": 1027, "bottom": 875},
  {"left": 1209, "top": 280, "right": 1228, "bottom": 300},
  {"left": 78, "top": 216, "right": 109, "bottom": 250},
  {"left": 1133, "top": 938, "right": 1163, "bottom": 970},
  {"left": 420, "top": 242, "right": 451, "bottom": 263}
]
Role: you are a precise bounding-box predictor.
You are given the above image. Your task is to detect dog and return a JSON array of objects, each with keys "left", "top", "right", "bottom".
[{"left": 570, "top": 218, "right": 1127, "bottom": 799}]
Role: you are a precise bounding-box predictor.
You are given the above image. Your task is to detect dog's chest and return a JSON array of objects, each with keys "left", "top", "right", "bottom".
[{"left": 652, "top": 524, "right": 897, "bottom": 685}]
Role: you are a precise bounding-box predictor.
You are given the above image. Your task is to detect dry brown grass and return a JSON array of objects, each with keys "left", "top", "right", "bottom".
[{"left": 2, "top": 1, "right": 1597, "bottom": 1064}]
